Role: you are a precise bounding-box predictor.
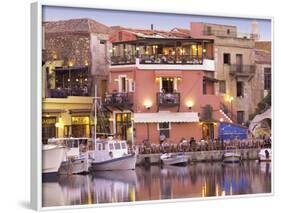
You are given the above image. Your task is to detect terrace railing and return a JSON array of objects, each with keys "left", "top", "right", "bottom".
[
  {"left": 49, "top": 87, "right": 90, "bottom": 98},
  {"left": 157, "top": 92, "right": 180, "bottom": 109},
  {"left": 104, "top": 92, "right": 133, "bottom": 108},
  {"left": 110, "top": 54, "right": 205, "bottom": 65},
  {"left": 140, "top": 54, "right": 203, "bottom": 65},
  {"left": 229, "top": 64, "right": 255, "bottom": 76}
]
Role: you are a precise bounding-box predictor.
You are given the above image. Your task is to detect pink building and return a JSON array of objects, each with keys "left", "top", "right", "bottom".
[{"left": 105, "top": 28, "right": 228, "bottom": 145}]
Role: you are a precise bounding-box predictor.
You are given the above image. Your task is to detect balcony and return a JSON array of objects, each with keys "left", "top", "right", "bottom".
[
  {"left": 104, "top": 92, "right": 133, "bottom": 110},
  {"left": 229, "top": 64, "right": 255, "bottom": 78},
  {"left": 49, "top": 87, "right": 89, "bottom": 98},
  {"left": 157, "top": 92, "right": 180, "bottom": 111}
]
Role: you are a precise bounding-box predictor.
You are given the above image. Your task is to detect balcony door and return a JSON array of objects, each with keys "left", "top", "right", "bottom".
[
  {"left": 161, "top": 77, "right": 174, "bottom": 93},
  {"left": 236, "top": 54, "right": 243, "bottom": 72}
]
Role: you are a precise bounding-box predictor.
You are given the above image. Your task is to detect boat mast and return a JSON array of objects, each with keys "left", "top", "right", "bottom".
[{"left": 94, "top": 84, "right": 97, "bottom": 147}]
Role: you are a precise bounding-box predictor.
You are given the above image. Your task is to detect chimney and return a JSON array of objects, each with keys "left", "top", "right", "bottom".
[{"left": 151, "top": 24, "right": 154, "bottom": 31}]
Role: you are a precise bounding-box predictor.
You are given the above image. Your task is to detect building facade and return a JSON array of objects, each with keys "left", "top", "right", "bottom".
[
  {"left": 190, "top": 22, "right": 258, "bottom": 125},
  {"left": 42, "top": 19, "right": 110, "bottom": 143},
  {"left": 105, "top": 28, "right": 227, "bottom": 145}
]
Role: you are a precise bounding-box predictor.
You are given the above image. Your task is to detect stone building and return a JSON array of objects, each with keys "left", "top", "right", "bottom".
[
  {"left": 41, "top": 18, "right": 110, "bottom": 143},
  {"left": 190, "top": 22, "right": 258, "bottom": 125}
]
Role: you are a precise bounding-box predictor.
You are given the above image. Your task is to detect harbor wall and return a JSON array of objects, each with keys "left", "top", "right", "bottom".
[{"left": 137, "top": 148, "right": 260, "bottom": 165}]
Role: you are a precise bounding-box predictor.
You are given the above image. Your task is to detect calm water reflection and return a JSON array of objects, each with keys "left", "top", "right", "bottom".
[{"left": 43, "top": 161, "right": 271, "bottom": 207}]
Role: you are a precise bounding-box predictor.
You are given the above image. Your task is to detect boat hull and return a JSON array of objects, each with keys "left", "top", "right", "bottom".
[
  {"left": 58, "top": 158, "right": 89, "bottom": 175},
  {"left": 223, "top": 153, "right": 241, "bottom": 163},
  {"left": 258, "top": 149, "right": 272, "bottom": 162},
  {"left": 91, "top": 154, "right": 136, "bottom": 171},
  {"left": 43, "top": 145, "right": 66, "bottom": 174},
  {"left": 161, "top": 153, "right": 188, "bottom": 166}
]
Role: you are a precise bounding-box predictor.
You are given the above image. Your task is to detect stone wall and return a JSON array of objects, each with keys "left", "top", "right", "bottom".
[{"left": 43, "top": 32, "right": 91, "bottom": 67}]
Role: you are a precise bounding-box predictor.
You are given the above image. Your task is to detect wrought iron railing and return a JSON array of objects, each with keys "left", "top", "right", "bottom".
[
  {"left": 157, "top": 92, "right": 180, "bottom": 106},
  {"left": 104, "top": 92, "right": 133, "bottom": 107}
]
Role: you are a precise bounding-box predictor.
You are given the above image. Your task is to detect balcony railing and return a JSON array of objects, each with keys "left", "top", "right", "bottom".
[
  {"left": 110, "top": 55, "right": 136, "bottom": 65},
  {"left": 229, "top": 64, "right": 255, "bottom": 76},
  {"left": 104, "top": 92, "right": 133, "bottom": 108},
  {"left": 157, "top": 92, "right": 180, "bottom": 108},
  {"left": 110, "top": 55, "right": 204, "bottom": 65},
  {"left": 140, "top": 54, "right": 203, "bottom": 65},
  {"left": 49, "top": 88, "right": 90, "bottom": 98}
]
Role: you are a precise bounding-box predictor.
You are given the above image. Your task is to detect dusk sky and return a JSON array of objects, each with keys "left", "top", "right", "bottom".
[{"left": 43, "top": 6, "right": 271, "bottom": 41}]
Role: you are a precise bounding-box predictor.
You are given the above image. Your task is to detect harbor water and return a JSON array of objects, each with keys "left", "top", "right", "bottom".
[{"left": 43, "top": 161, "right": 271, "bottom": 207}]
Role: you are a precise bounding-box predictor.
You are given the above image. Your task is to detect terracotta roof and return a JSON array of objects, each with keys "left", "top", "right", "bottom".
[
  {"left": 255, "top": 49, "right": 271, "bottom": 64},
  {"left": 44, "top": 18, "right": 109, "bottom": 34}
]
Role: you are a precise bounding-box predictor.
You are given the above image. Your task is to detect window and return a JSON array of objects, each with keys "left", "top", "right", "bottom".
[
  {"left": 114, "top": 143, "right": 121, "bottom": 150},
  {"left": 264, "top": 68, "right": 271, "bottom": 90},
  {"left": 158, "top": 122, "right": 170, "bottom": 138},
  {"left": 223, "top": 53, "right": 231, "bottom": 64},
  {"left": 237, "top": 111, "right": 245, "bottom": 124},
  {"left": 227, "top": 29, "right": 230, "bottom": 35},
  {"left": 236, "top": 81, "right": 244, "bottom": 97},
  {"left": 219, "top": 80, "right": 226, "bottom": 94},
  {"left": 121, "top": 142, "right": 126, "bottom": 149},
  {"left": 99, "top": 40, "right": 106, "bottom": 44},
  {"left": 203, "top": 79, "right": 207, "bottom": 95},
  {"left": 109, "top": 143, "right": 114, "bottom": 150},
  {"left": 207, "top": 26, "right": 212, "bottom": 35},
  {"left": 118, "top": 32, "right": 123, "bottom": 41}
]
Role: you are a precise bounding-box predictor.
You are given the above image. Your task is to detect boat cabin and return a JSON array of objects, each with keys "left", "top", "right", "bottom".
[
  {"left": 48, "top": 137, "right": 92, "bottom": 158},
  {"left": 94, "top": 138, "right": 129, "bottom": 162}
]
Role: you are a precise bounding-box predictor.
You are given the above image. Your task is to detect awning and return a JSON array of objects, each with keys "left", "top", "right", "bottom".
[
  {"left": 69, "top": 109, "right": 91, "bottom": 114},
  {"left": 43, "top": 109, "right": 65, "bottom": 114},
  {"left": 155, "top": 71, "right": 182, "bottom": 78},
  {"left": 134, "top": 111, "right": 199, "bottom": 123}
]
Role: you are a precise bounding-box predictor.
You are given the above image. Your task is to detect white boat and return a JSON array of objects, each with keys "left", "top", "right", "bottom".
[
  {"left": 258, "top": 148, "right": 271, "bottom": 162},
  {"left": 222, "top": 146, "right": 241, "bottom": 163},
  {"left": 89, "top": 85, "right": 137, "bottom": 171},
  {"left": 160, "top": 153, "right": 188, "bottom": 166},
  {"left": 42, "top": 144, "right": 67, "bottom": 175},
  {"left": 90, "top": 138, "right": 137, "bottom": 171},
  {"left": 48, "top": 138, "right": 92, "bottom": 175}
]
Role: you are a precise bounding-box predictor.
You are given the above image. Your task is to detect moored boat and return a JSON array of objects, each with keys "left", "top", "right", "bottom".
[
  {"left": 160, "top": 152, "right": 188, "bottom": 166},
  {"left": 258, "top": 148, "right": 271, "bottom": 162},
  {"left": 48, "top": 138, "right": 92, "bottom": 175},
  {"left": 42, "top": 144, "right": 67, "bottom": 175},
  {"left": 222, "top": 146, "right": 241, "bottom": 163},
  {"left": 90, "top": 138, "right": 137, "bottom": 171}
]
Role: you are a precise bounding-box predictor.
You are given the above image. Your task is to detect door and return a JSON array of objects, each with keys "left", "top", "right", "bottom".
[
  {"left": 202, "top": 123, "right": 214, "bottom": 140},
  {"left": 115, "top": 113, "right": 132, "bottom": 141},
  {"left": 236, "top": 54, "right": 243, "bottom": 72}
]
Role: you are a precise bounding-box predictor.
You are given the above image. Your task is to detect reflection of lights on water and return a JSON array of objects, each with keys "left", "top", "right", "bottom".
[
  {"left": 221, "top": 190, "right": 226, "bottom": 196},
  {"left": 129, "top": 187, "right": 136, "bottom": 201},
  {"left": 201, "top": 180, "right": 207, "bottom": 197},
  {"left": 230, "top": 184, "right": 233, "bottom": 195},
  {"left": 215, "top": 184, "right": 219, "bottom": 196}
]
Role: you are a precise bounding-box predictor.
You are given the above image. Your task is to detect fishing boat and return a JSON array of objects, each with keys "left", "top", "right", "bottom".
[
  {"left": 222, "top": 146, "right": 241, "bottom": 163},
  {"left": 48, "top": 138, "right": 93, "bottom": 175},
  {"left": 258, "top": 148, "right": 271, "bottom": 162},
  {"left": 90, "top": 138, "right": 136, "bottom": 171},
  {"left": 160, "top": 152, "right": 188, "bottom": 166},
  {"left": 42, "top": 144, "right": 67, "bottom": 175},
  {"left": 89, "top": 85, "right": 137, "bottom": 171}
]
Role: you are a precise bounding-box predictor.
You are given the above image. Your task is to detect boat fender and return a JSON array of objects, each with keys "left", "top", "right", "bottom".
[{"left": 109, "top": 151, "right": 113, "bottom": 158}]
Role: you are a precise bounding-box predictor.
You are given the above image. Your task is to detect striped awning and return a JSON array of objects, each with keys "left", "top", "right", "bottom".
[{"left": 134, "top": 111, "right": 199, "bottom": 123}]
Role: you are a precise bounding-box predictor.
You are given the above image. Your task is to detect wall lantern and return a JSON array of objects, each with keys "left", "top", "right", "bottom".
[
  {"left": 219, "top": 118, "right": 224, "bottom": 122},
  {"left": 203, "top": 48, "right": 206, "bottom": 53},
  {"left": 144, "top": 100, "right": 152, "bottom": 110},
  {"left": 186, "top": 100, "right": 194, "bottom": 110}
]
